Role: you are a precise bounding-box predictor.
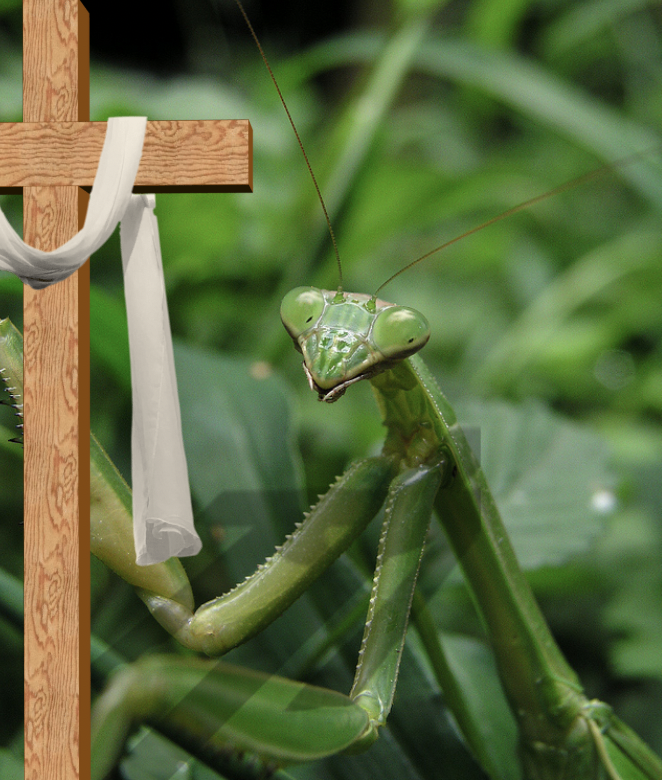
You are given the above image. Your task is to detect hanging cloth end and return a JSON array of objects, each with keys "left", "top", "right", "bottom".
[{"left": 136, "top": 518, "right": 202, "bottom": 566}]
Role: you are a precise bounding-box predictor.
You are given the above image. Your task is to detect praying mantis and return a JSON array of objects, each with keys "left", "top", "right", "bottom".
[
  {"left": 89, "top": 0, "right": 662, "bottom": 774},
  {"left": 1, "top": 0, "right": 662, "bottom": 778}
]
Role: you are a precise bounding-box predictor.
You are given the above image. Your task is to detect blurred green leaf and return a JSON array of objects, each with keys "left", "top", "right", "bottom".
[
  {"left": 174, "top": 342, "right": 304, "bottom": 507},
  {"left": 438, "top": 633, "right": 520, "bottom": 780},
  {"left": 0, "top": 55, "right": 22, "bottom": 122},
  {"left": 173, "top": 343, "right": 323, "bottom": 668},
  {"left": 302, "top": 31, "right": 662, "bottom": 203},
  {"left": 455, "top": 398, "right": 616, "bottom": 569},
  {"left": 0, "top": 749, "right": 22, "bottom": 780},
  {"left": 607, "top": 555, "right": 662, "bottom": 680},
  {"left": 540, "top": 0, "right": 657, "bottom": 59},
  {"left": 90, "top": 284, "right": 131, "bottom": 393},
  {"left": 415, "top": 38, "right": 662, "bottom": 205},
  {"left": 121, "top": 728, "right": 225, "bottom": 780},
  {"left": 465, "top": 0, "right": 533, "bottom": 50},
  {"left": 395, "top": 0, "right": 450, "bottom": 19}
]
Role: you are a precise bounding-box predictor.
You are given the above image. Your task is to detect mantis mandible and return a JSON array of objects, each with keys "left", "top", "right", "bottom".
[{"left": 2, "top": 1, "right": 661, "bottom": 778}]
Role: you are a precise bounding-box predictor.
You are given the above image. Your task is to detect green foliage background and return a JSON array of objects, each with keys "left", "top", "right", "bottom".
[{"left": 1, "top": 0, "right": 662, "bottom": 777}]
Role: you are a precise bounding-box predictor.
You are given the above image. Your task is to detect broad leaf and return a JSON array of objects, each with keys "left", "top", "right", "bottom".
[{"left": 455, "top": 397, "right": 616, "bottom": 570}]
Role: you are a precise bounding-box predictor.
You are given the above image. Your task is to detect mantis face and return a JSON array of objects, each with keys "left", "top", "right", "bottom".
[{"left": 281, "top": 286, "right": 430, "bottom": 402}]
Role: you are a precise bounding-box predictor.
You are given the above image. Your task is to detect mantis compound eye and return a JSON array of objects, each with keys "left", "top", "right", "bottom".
[
  {"left": 371, "top": 306, "right": 430, "bottom": 359},
  {"left": 280, "top": 286, "right": 326, "bottom": 339}
]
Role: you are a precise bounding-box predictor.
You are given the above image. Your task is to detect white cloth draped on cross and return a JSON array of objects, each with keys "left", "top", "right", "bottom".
[{"left": 0, "top": 116, "right": 201, "bottom": 565}]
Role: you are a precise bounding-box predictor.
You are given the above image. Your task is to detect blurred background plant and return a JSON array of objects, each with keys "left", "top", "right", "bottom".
[{"left": 1, "top": 0, "right": 661, "bottom": 777}]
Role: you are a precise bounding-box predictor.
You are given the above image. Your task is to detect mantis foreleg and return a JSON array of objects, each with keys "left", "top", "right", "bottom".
[
  {"left": 350, "top": 462, "right": 443, "bottom": 731},
  {"left": 90, "top": 458, "right": 450, "bottom": 774},
  {"left": 92, "top": 434, "right": 396, "bottom": 655},
  {"left": 91, "top": 655, "right": 370, "bottom": 780}
]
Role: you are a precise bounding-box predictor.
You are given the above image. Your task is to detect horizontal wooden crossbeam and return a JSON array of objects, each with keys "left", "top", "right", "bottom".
[{"left": 0, "top": 119, "right": 252, "bottom": 193}]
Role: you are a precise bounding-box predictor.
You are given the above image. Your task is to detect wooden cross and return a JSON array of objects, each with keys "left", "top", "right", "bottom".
[{"left": 0, "top": 2, "right": 252, "bottom": 778}]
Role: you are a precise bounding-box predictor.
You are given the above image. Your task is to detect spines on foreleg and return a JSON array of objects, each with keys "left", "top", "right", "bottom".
[
  {"left": 184, "top": 455, "right": 396, "bottom": 655},
  {"left": 0, "top": 318, "right": 24, "bottom": 445},
  {"left": 350, "top": 462, "right": 442, "bottom": 734}
]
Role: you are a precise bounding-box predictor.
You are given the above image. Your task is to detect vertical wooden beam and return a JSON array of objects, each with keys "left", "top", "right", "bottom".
[{"left": 23, "top": 2, "right": 89, "bottom": 779}]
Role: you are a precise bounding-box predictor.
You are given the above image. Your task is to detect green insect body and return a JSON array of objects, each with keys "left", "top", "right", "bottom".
[
  {"left": 279, "top": 286, "right": 620, "bottom": 771},
  {"left": 92, "top": 429, "right": 396, "bottom": 658},
  {"left": 2, "top": 0, "right": 659, "bottom": 775},
  {"left": 85, "top": 278, "right": 662, "bottom": 777},
  {"left": 3, "top": 273, "right": 662, "bottom": 777}
]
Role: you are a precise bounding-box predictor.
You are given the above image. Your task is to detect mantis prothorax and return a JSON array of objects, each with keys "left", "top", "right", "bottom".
[{"left": 1, "top": 1, "right": 660, "bottom": 778}]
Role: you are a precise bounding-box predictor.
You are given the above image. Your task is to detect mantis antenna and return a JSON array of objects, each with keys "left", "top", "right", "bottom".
[
  {"left": 234, "top": 0, "right": 344, "bottom": 291},
  {"left": 373, "top": 145, "right": 660, "bottom": 298},
  {"left": 233, "top": 0, "right": 657, "bottom": 305}
]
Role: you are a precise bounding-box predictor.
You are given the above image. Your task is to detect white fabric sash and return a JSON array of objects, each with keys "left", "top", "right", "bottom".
[{"left": 0, "top": 116, "right": 201, "bottom": 565}]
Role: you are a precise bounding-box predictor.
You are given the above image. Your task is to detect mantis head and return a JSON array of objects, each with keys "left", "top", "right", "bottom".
[{"left": 281, "top": 286, "right": 430, "bottom": 402}]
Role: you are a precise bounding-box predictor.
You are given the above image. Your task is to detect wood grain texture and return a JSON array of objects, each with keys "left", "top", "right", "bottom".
[
  {"left": 23, "top": 225, "right": 82, "bottom": 780},
  {"left": 23, "top": 3, "right": 87, "bottom": 780},
  {"left": 78, "top": 187, "right": 90, "bottom": 780},
  {"left": 0, "top": 120, "right": 253, "bottom": 192},
  {"left": 15, "top": 2, "right": 252, "bottom": 779},
  {"left": 23, "top": 0, "right": 82, "bottom": 124}
]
